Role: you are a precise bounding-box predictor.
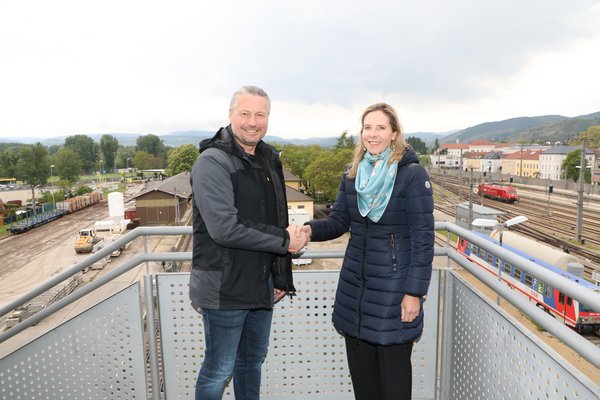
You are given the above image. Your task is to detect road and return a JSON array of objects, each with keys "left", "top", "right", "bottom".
[{"left": 0, "top": 201, "right": 109, "bottom": 306}]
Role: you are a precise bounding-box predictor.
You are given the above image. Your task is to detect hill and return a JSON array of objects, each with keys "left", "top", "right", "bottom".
[
  {"left": 1, "top": 110, "right": 598, "bottom": 148},
  {"left": 0, "top": 130, "right": 442, "bottom": 148},
  {"left": 442, "top": 111, "right": 600, "bottom": 144}
]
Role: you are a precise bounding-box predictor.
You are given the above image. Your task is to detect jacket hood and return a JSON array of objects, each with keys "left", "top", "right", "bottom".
[
  {"left": 199, "top": 126, "right": 242, "bottom": 156},
  {"left": 398, "top": 145, "right": 420, "bottom": 167}
]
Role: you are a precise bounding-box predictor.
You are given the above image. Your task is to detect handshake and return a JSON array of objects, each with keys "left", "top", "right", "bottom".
[{"left": 286, "top": 224, "right": 312, "bottom": 253}]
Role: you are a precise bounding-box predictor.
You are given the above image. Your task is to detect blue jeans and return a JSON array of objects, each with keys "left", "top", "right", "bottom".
[{"left": 195, "top": 308, "right": 273, "bottom": 400}]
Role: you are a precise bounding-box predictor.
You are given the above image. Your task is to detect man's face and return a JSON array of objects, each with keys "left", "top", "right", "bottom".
[{"left": 229, "top": 93, "right": 269, "bottom": 152}]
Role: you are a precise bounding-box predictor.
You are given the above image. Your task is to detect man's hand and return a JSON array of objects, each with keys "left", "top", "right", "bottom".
[
  {"left": 299, "top": 224, "right": 312, "bottom": 240},
  {"left": 286, "top": 225, "right": 308, "bottom": 253},
  {"left": 274, "top": 288, "right": 286, "bottom": 303}
]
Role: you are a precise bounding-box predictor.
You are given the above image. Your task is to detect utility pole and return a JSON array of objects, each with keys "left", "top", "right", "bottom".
[
  {"left": 458, "top": 149, "right": 463, "bottom": 200},
  {"left": 480, "top": 165, "right": 485, "bottom": 206},
  {"left": 575, "top": 137, "right": 586, "bottom": 243},
  {"left": 546, "top": 178, "right": 552, "bottom": 216},
  {"left": 50, "top": 164, "right": 56, "bottom": 211},
  {"left": 468, "top": 167, "right": 474, "bottom": 230},
  {"left": 519, "top": 144, "right": 524, "bottom": 183}
]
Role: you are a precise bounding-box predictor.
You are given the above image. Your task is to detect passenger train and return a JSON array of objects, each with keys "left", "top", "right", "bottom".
[{"left": 457, "top": 230, "right": 600, "bottom": 332}]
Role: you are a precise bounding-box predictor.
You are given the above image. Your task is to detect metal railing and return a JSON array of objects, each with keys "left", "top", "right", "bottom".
[{"left": 1, "top": 223, "right": 599, "bottom": 399}]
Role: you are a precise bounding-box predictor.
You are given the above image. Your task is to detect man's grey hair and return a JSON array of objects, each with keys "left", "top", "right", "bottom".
[{"left": 229, "top": 85, "right": 271, "bottom": 115}]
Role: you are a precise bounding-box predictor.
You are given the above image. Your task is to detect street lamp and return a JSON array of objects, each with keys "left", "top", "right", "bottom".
[
  {"left": 126, "top": 157, "right": 131, "bottom": 176},
  {"left": 472, "top": 215, "right": 528, "bottom": 246},
  {"left": 50, "top": 164, "right": 56, "bottom": 211}
]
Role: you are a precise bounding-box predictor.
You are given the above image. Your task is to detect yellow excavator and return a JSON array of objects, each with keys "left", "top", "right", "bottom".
[{"left": 74, "top": 228, "right": 103, "bottom": 254}]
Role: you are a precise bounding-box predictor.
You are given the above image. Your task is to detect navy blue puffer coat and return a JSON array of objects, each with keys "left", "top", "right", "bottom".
[{"left": 307, "top": 147, "right": 434, "bottom": 345}]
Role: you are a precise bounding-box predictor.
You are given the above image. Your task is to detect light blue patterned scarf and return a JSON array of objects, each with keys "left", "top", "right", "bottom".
[{"left": 355, "top": 147, "right": 398, "bottom": 222}]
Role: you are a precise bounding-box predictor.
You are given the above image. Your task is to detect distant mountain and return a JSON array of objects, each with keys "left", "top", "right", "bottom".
[
  {"left": 441, "top": 111, "right": 600, "bottom": 144},
  {"left": 162, "top": 131, "right": 343, "bottom": 147},
  {"left": 2, "top": 110, "right": 598, "bottom": 148}
]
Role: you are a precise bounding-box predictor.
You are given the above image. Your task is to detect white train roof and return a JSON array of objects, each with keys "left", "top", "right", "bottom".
[{"left": 489, "top": 230, "right": 579, "bottom": 271}]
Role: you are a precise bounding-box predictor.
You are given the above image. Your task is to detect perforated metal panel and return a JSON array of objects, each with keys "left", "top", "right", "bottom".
[
  {"left": 442, "top": 271, "right": 600, "bottom": 400},
  {"left": 156, "top": 273, "right": 204, "bottom": 398},
  {"left": 156, "top": 270, "right": 440, "bottom": 400},
  {"left": 0, "top": 283, "right": 146, "bottom": 400}
]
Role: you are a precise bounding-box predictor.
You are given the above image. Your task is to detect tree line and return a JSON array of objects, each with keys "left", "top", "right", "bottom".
[
  {"left": 0, "top": 131, "right": 432, "bottom": 206},
  {"left": 275, "top": 133, "right": 430, "bottom": 202},
  {"left": 0, "top": 134, "right": 200, "bottom": 207}
]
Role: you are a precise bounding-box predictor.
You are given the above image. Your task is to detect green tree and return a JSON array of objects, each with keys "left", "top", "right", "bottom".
[
  {"left": 304, "top": 148, "right": 353, "bottom": 201},
  {"left": 132, "top": 151, "right": 154, "bottom": 171},
  {"left": 64, "top": 135, "right": 99, "bottom": 173},
  {"left": 562, "top": 150, "right": 591, "bottom": 183},
  {"left": 100, "top": 135, "right": 120, "bottom": 171},
  {"left": 432, "top": 138, "right": 440, "bottom": 154},
  {"left": 586, "top": 125, "right": 600, "bottom": 143},
  {"left": 280, "top": 144, "right": 325, "bottom": 189},
  {"left": 0, "top": 149, "right": 20, "bottom": 179},
  {"left": 136, "top": 134, "right": 167, "bottom": 158},
  {"left": 406, "top": 136, "right": 428, "bottom": 154},
  {"left": 15, "top": 143, "right": 50, "bottom": 215},
  {"left": 116, "top": 146, "right": 136, "bottom": 170},
  {"left": 47, "top": 144, "right": 61, "bottom": 157},
  {"left": 572, "top": 125, "right": 600, "bottom": 148},
  {"left": 334, "top": 130, "right": 356, "bottom": 151},
  {"left": 55, "top": 147, "right": 82, "bottom": 185},
  {"left": 419, "top": 155, "right": 431, "bottom": 166},
  {"left": 166, "top": 144, "right": 199, "bottom": 175}
]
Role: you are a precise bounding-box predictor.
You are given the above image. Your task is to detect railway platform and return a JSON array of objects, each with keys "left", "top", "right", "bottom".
[{"left": 1, "top": 223, "right": 599, "bottom": 399}]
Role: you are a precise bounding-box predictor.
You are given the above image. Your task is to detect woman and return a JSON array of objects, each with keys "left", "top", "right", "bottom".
[{"left": 301, "top": 103, "right": 434, "bottom": 400}]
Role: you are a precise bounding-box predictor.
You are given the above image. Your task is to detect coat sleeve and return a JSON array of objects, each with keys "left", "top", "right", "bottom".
[
  {"left": 306, "top": 175, "right": 351, "bottom": 242},
  {"left": 405, "top": 165, "right": 435, "bottom": 296},
  {"left": 192, "top": 149, "right": 290, "bottom": 255}
]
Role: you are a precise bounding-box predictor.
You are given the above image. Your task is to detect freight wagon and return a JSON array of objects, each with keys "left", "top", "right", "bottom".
[{"left": 56, "top": 191, "right": 103, "bottom": 213}]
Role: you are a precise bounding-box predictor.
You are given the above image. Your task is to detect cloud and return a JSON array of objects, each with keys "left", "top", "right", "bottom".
[{"left": 0, "top": 0, "right": 599, "bottom": 139}]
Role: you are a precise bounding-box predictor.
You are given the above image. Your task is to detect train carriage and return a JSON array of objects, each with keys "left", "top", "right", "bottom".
[
  {"left": 457, "top": 232, "right": 600, "bottom": 332},
  {"left": 477, "top": 183, "right": 519, "bottom": 203}
]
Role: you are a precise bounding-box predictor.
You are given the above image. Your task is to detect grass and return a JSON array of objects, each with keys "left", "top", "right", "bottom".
[
  {"left": 0, "top": 224, "right": 9, "bottom": 237},
  {"left": 436, "top": 229, "right": 458, "bottom": 246}
]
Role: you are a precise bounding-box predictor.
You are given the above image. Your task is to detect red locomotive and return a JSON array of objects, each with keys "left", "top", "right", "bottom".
[{"left": 477, "top": 183, "right": 518, "bottom": 203}]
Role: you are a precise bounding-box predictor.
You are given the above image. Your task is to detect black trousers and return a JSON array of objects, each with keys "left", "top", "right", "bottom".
[{"left": 345, "top": 336, "right": 413, "bottom": 400}]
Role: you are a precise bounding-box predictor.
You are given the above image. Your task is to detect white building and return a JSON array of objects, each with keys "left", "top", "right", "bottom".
[{"left": 539, "top": 146, "right": 596, "bottom": 180}]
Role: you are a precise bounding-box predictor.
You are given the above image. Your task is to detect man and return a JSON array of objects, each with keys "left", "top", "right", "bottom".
[{"left": 190, "top": 85, "right": 306, "bottom": 400}]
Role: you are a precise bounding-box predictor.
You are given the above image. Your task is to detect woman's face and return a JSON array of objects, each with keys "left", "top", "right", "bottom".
[{"left": 361, "top": 110, "right": 397, "bottom": 155}]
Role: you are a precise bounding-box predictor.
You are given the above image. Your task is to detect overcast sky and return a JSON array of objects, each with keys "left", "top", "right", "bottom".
[{"left": 1, "top": 0, "right": 599, "bottom": 140}]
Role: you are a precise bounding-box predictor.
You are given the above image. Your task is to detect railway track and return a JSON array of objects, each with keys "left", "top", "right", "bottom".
[
  {"left": 583, "top": 333, "right": 600, "bottom": 347},
  {"left": 430, "top": 173, "right": 600, "bottom": 281}
]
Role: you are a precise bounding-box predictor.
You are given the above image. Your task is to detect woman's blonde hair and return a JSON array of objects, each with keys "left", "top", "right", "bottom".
[{"left": 346, "top": 103, "right": 406, "bottom": 178}]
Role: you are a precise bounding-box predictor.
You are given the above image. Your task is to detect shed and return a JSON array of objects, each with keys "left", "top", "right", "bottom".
[
  {"left": 131, "top": 171, "right": 192, "bottom": 225},
  {"left": 455, "top": 202, "right": 505, "bottom": 234}
]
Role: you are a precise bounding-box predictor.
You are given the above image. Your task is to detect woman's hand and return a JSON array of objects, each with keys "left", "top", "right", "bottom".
[{"left": 401, "top": 295, "right": 421, "bottom": 322}]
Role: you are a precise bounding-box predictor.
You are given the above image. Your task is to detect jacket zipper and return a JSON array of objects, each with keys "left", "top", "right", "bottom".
[
  {"left": 357, "top": 217, "right": 368, "bottom": 341},
  {"left": 390, "top": 235, "right": 397, "bottom": 272}
]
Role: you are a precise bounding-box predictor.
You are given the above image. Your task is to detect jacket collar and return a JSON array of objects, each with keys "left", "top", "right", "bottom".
[{"left": 199, "top": 125, "right": 276, "bottom": 162}]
